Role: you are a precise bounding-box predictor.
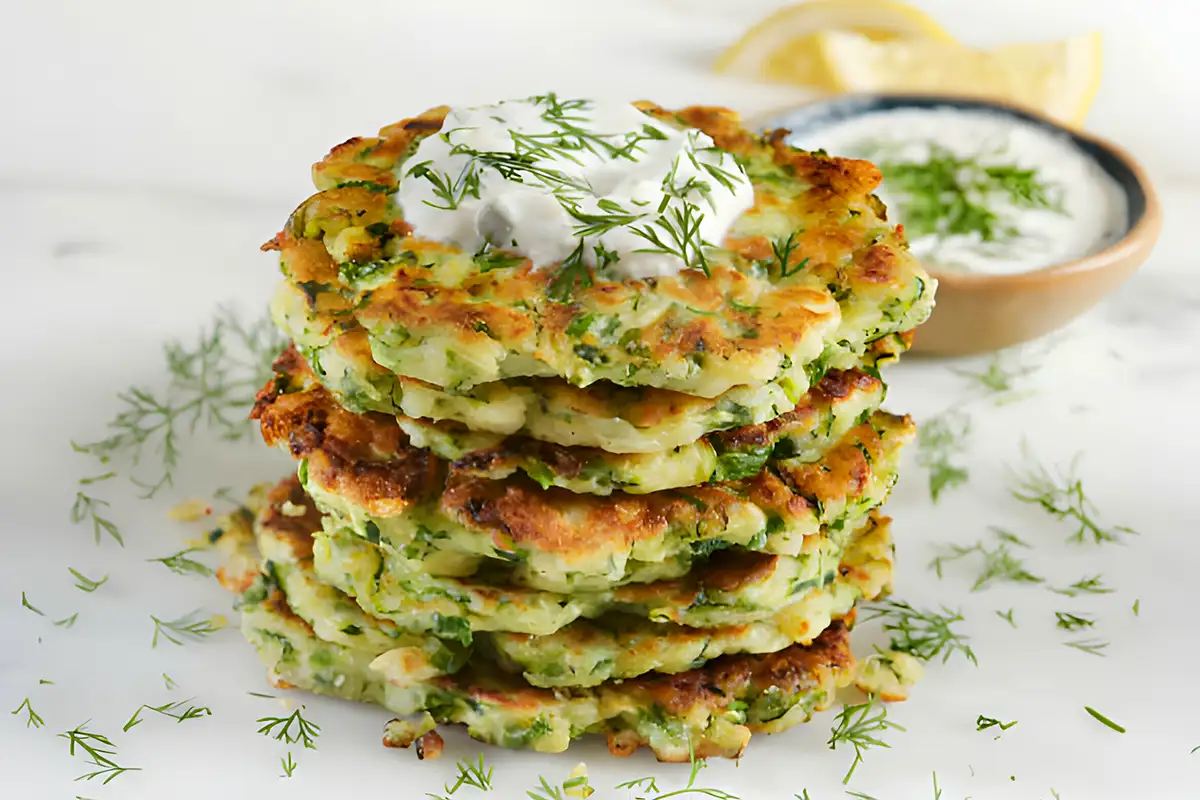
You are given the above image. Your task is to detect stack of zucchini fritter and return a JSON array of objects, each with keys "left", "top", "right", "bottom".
[{"left": 220, "top": 103, "right": 935, "bottom": 760}]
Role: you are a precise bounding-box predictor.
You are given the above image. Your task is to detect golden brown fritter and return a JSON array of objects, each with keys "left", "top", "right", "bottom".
[{"left": 264, "top": 99, "right": 933, "bottom": 403}]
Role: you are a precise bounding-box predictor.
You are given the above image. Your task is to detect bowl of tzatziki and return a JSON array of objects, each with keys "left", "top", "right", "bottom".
[{"left": 756, "top": 94, "right": 1162, "bottom": 356}]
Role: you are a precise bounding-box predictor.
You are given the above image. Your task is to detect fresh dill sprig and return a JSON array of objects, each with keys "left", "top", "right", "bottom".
[
  {"left": 11, "top": 698, "right": 45, "bottom": 728},
  {"left": 1010, "top": 446, "right": 1135, "bottom": 545},
  {"left": 794, "top": 792, "right": 812, "bottom": 800},
  {"left": 546, "top": 240, "right": 593, "bottom": 303},
  {"left": 70, "top": 491, "right": 122, "bottom": 546},
  {"left": 280, "top": 752, "right": 297, "bottom": 778},
  {"left": 873, "top": 142, "right": 1065, "bottom": 245},
  {"left": 770, "top": 231, "right": 809, "bottom": 278},
  {"left": 996, "top": 608, "right": 1017, "bottom": 628},
  {"left": 59, "top": 723, "right": 141, "bottom": 785},
  {"left": 123, "top": 698, "right": 212, "bottom": 731},
  {"left": 147, "top": 547, "right": 214, "bottom": 577},
  {"left": 72, "top": 307, "right": 283, "bottom": 499},
  {"left": 955, "top": 352, "right": 1037, "bottom": 400},
  {"left": 1050, "top": 575, "right": 1113, "bottom": 597},
  {"left": 163, "top": 673, "right": 178, "bottom": 690},
  {"left": 430, "top": 754, "right": 494, "bottom": 796},
  {"left": 257, "top": 706, "right": 320, "bottom": 749},
  {"left": 862, "top": 600, "right": 977, "bottom": 665},
  {"left": 1054, "top": 612, "right": 1095, "bottom": 631},
  {"left": 68, "top": 568, "right": 108, "bottom": 593},
  {"left": 1084, "top": 706, "right": 1125, "bottom": 733},
  {"left": 39, "top": 678, "right": 54, "bottom": 685},
  {"left": 828, "top": 694, "right": 906, "bottom": 784},
  {"left": 1065, "top": 639, "right": 1109, "bottom": 657},
  {"left": 1132, "top": 599, "right": 1140, "bottom": 616},
  {"left": 21, "top": 591, "right": 44, "bottom": 616},
  {"left": 525, "top": 775, "right": 566, "bottom": 800},
  {"left": 846, "top": 793, "right": 881, "bottom": 800},
  {"left": 150, "top": 611, "right": 222, "bottom": 647},
  {"left": 928, "top": 530, "right": 1042, "bottom": 591},
  {"left": 55, "top": 613, "right": 80, "bottom": 628},
  {"left": 915, "top": 410, "right": 970, "bottom": 503},
  {"left": 976, "top": 715, "right": 1018, "bottom": 733},
  {"left": 614, "top": 747, "right": 739, "bottom": 799}
]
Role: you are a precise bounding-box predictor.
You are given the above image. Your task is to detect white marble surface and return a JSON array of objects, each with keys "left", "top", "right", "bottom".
[{"left": 3, "top": 1, "right": 1199, "bottom": 798}]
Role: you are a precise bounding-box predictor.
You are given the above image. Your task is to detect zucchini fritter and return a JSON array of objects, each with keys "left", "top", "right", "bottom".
[
  {"left": 254, "top": 371, "right": 914, "bottom": 591},
  {"left": 263, "top": 103, "right": 932, "bottom": 402}
]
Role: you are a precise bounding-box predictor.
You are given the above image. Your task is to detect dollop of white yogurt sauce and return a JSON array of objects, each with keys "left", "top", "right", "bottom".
[
  {"left": 394, "top": 96, "right": 755, "bottom": 279},
  {"left": 791, "top": 107, "right": 1128, "bottom": 275}
]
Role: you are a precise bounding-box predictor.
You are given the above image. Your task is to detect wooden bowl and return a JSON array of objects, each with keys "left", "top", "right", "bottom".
[{"left": 753, "top": 94, "right": 1163, "bottom": 357}]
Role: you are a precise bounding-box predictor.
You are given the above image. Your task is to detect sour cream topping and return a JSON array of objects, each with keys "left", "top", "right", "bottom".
[
  {"left": 394, "top": 95, "right": 755, "bottom": 280},
  {"left": 789, "top": 107, "right": 1128, "bottom": 276}
]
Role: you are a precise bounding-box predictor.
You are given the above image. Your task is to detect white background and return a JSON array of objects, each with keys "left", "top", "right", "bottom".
[{"left": 2, "top": 1, "right": 1199, "bottom": 798}]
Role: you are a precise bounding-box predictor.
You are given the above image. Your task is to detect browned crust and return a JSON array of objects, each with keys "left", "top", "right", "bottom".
[
  {"left": 265, "top": 101, "right": 915, "bottom": 386},
  {"left": 254, "top": 350, "right": 912, "bottom": 559},
  {"left": 260, "top": 475, "right": 322, "bottom": 561}
]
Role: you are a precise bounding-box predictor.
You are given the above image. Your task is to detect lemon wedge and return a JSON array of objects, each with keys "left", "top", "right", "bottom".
[
  {"left": 714, "top": 0, "right": 956, "bottom": 89},
  {"left": 817, "top": 31, "right": 1104, "bottom": 126}
]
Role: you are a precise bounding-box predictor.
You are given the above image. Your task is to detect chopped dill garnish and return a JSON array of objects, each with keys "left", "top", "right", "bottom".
[
  {"left": 1010, "top": 446, "right": 1135, "bottom": 545},
  {"left": 955, "top": 351, "right": 1038, "bottom": 401},
  {"left": 150, "top": 611, "right": 222, "bottom": 647},
  {"left": 995, "top": 608, "right": 1017, "bottom": 628},
  {"left": 11, "top": 698, "right": 45, "bottom": 728},
  {"left": 915, "top": 410, "right": 971, "bottom": 503},
  {"left": 68, "top": 568, "right": 108, "bottom": 593},
  {"left": 929, "top": 528, "right": 1042, "bottom": 591},
  {"left": 1064, "top": 639, "right": 1109, "bottom": 657},
  {"left": 59, "top": 723, "right": 141, "bottom": 785},
  {"left": 976, "top": 715, "right": 1018, "bottom": 734},
  {"left": 54, "top": 613, "right": 79, "bottom": 628},
  {"left": 257, "top": 706, "right": 321, "bottom": 749},
  {"left": 430, "top": 753, "right": 494, "bottom": 795},
  {"left": 72, "top": 307, "right": 283, "bottom": 499},
  {"left": 147, "top": 547, "right": 214, "bottom": 577},
  {"left": 1054, "top": 612, "right": 1095, "bottom": 631},
  {"left": 828, "top": 694, "right": 906, "bottom": 784},
  {"left": 123, "top": 699, "right": 211, "bottom": 731},
  {"left": 21, "top": 591, "right": 44, "bottom": 616},
  {"left": 872, "top": 142, "right": 1066, "bottom": 246},
  {"left": 862, "top": 600, "right": 977, "bottom": 665},
  {"left": 1132, "top": 599, "right": 1140, "bottom": 616},
  {"left": 280, "top": 752, "right": 298, "bottom": 778},
  {"left": 70, "top": 491, "right": 122, "bottom": 546},
  {"left": 1050, "top": 575, "right": 1113, "bottom": 597},
  {"left": 1083, "top": 706, "right": 1125, "bottom": 733},
  {"left": 163, "top": 673, "right": 178, "bottom": 690}
]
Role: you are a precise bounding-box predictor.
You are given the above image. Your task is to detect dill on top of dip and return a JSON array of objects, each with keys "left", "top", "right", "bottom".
[{"left": 791, "top": 108, "right": 1128, "bottom": 275}]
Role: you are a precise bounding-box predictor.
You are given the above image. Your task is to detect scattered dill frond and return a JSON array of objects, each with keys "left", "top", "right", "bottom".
[
  {"left": 828, "top": 695, "right": 906, "bottom": 784},
  {"left": 257, "top": 706, "right": 320, "bottom": 749},
  {"left": 1064, "top": 639, "right": 1109, "bottom": 657},
  {"left": 1054, "top": 612, "right": 1095, "bottom": 631},
  {"left": 59, "top": 723, "right": 141, "bottom": 785},
  {"left": 11, "top": 698, "right": 45, "bottom": 728},
  {"left": 1050, "top": 575, "right": 1113, "bottom": 597},
  {"left": 1132, "top": 599, "right": 1140, "bottom": 616},
  {"left": 163, "top": 673, "right": 178, "bottom": 690},
  {"left": 955, "top": 351, "right": 1038, "bottom": 400},
  {"left": 21, "top": 591, "right": 44, "bottom": 616},
  {"left": 976, "top": 715, "right": 1018, "bottom": 734},
  {"left": 123, "top": 699, "right": 212, "bottom": 731},
  {"left": 1010, "top": 446, "right": 1135, "bottom": 545},
  {"left": 54, "top": 613, "right": 80, "bottom": 628},
  {"left": 995, "top": 608, "right": 1017, "bottom": 628},
  {"left": 1083, "top": 707, "right": 1125, "bottom": 733},
  {"left": 915, "top": 410, "right": 971, "bottom": 503},
  {"left": 68, "top": 568, "right": 108, "bottom": 593},
  {"left": 932, "top": 771, "right": 943, "bottom": 800},
  {"left": 929, "top": 528, "right": 1042, "bottom": 591},
  {"left": 150, "top": 611, "right": 221, "bottom": 647},
  {"left": 862, "top": 600, "right": 977, "bottom": 665},
  {"left": 280, "top": 752, "right": 297, "bottom": 778},
  {"left": 147, "top": 547, "right": 214, "bottom": 577},
  {"left": 432, "top": 753, "right": 494, "bottom": 795},
  {"left": 70, "top": 491, "right": 122, "bottom": 546},
  {"left": 71, "top": 307, "right": 283, "bottom": 499}
]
